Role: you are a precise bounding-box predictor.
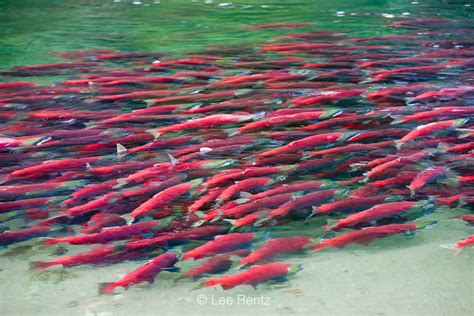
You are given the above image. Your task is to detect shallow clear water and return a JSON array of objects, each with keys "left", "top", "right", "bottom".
[{"left": 0, "top": 1, "right": 473, "bottom": 315}]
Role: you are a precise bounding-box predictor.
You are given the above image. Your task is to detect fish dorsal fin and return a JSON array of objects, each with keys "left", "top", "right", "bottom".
[{"left": 116, "top": 143, "right": 127, "bottom": 158}]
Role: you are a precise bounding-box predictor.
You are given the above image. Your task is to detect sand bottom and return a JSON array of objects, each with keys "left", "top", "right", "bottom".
[{"left": 0, "top": 217, "right": 473, "bottom": 316}]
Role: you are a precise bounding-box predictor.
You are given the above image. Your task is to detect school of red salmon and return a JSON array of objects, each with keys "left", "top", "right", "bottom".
[{"left": 0, "top": 17, "right": 473, "bottom": 293}]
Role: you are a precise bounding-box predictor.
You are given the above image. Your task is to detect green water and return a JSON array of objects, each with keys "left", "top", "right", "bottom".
[
  {"left": 0, "top": 1, "right": 473, "bottom": 315},
  {"left": 1, "top": 0, "right": 472, "bottom": 71}
]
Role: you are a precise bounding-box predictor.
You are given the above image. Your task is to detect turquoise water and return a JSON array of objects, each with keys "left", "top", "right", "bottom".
[{"left": 0, "top": 1, "right": 473, "bottom": 315}]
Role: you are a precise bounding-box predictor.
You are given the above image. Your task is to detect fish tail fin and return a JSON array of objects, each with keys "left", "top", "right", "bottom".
[
  {"left": 288, "top": 264, "right": 302, "bottom": 275},
  {"left": 412, "top": 218, "right": 436, "bottom": 230},
  {"left": 209, "top": 215, "right": 222, "bottom": 223},
  {"left": 233, "top": 197, "right": 250, "bottom": 205},
  {"left": 146, "top": 129, "right": 161, "bottom": 140},
  {"left": 225, "top": 128, "right": 240, "bottom": 137},
  {"left": 437, "top": 142, "right": 449, "bottom": 152},
  {"left": 311, "top": 243, "right": 324, "bottom": 251},
  {"left": 385, "top": 195, "right": 402, "bottom": 202},
  {"left": 222, "top": 219, "right": 237, "bottom": 231},
  {"left": 407, "top": 185, "right": 416, "bottom": 197},
  {"left": 99, "top": 282, "right": 117, "bottom": 295},
  {"left": 43, "top": 238, "right": 61, "bottom": 246},
  {"left": 191, "top": 282, "right": 207, "bottom": 290},
  {"left": 439, "top": 243, "right": 457, "bottom": 251},
  {"left": 61, "top": 195, "right": 76, "bottom": 206},
  {"left": 270, "top": 175, "right": 286, "bottom": 185},
  {"left": 120, "top": 214, "right": 135, "bottom": 226},
  {"left": 301, "top": 151, "right": 314, "bottom": 160},
  {"left": 235, "top": 262, "right": 247, "bottom": 270},
  {"left": 252, "top": 111, "right": 266, "bottom": 120},
  {"left": 113, "top": 178, "right": 127, "bottom": 189},
  {"left": 191, "top": 219, "right": 206, "bottom": 228},
  {"left": 166, "top": 152, "right": 179, "bottom": 165},
  {"left": 167, "top": 246, "right": 184, "bottom": 260},
  {"left": 306, "top": 206, "right": 319, "bottom": 219},
  {"left": 361, "top": 173, "right": 370, "bottom": 182},
  {"left": 29, "top": 261, "right": 53, "bottom": 270},
  {"left": 395, "top": 140, "right": 402, "bottom": 150},
  {"left": 83, "top": 121, "right": 97, "bottom": 129},
  {"left": 143, "top": 99, "right": 155, "bottom": 107},
  {"left": 239, "top": 191, "right": 252, "bottom": 199},
  {"left": 323, "top": 219, "right": 338, "bottom": 231},
  {"left": 457, "top": 128, "right": 472, "bottom": 139},
  {"left": 388, "top": 114, "right": 404, "bottom": 125},
  {"left": 457, "top": 196, "right": 467, "bottom": 208},
  {"left": 253, "top": 216, "right": 270, "bottom": 227},
  {"left": 304, "top": 237, "right": 319, "bottom": 250},
  {"left": 243, "top": 154, "right": 259, "bottom": 165},
  {"left": 254, "top": 230, "right": 271, "bottom": 241},
  {"left": 192, "top": 211, "right": 206, "bottom": 220},
  {"left": 404, "top": 97, "right": 416, "bottom": 104}
]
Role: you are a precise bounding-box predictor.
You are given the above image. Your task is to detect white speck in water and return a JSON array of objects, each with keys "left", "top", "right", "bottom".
[
  {"left": 114, "top": 0, "right": 121, "bottom": 2},
  {"left": 402, "top": 12, "right": 411, "bottom": 16},
  {"left": 261, "top": 5, "right": 269, "bottom": 8},
  {"left": 205, "top": 0, "right": 213, "bottom": 4},
  {"left": 433, "top": 45, "right": 440, "bottom": 48},
  {"left": 381, "top": 13, "right": 395, "bottom": 19},
  {"left": 152, "top": 60, "right": 161, "bottom": 64},
  {"left": 465, "top": 4, "right": 471, "bottom": 7},
  {"left": 336, "top": 11, "right": 345, "bottom": 17},
  {"left": 351, "top": 13, "right": 357, "bottom": 16},
  {"left": 411, "top": 1, "right": 418, "bottom": 4},
  {"left": 132, "top": 0, "right": 141, "bottom": 4},
  {"left": 154, "top": 0, "right": 160, "bottom": 3},
  {"left": 219, "top": 2, "right": 232, "bottom": 7}
]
